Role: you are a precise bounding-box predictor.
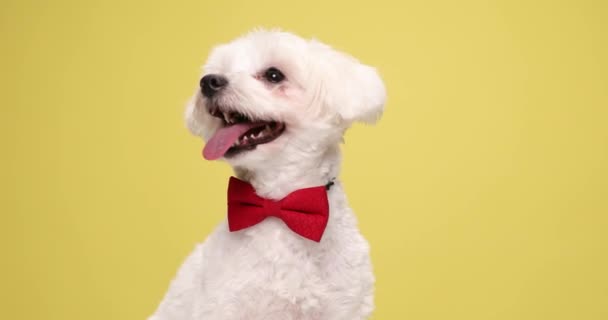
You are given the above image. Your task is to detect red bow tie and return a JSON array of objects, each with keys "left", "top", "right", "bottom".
[{"left": 227, "top": 177, "right": 330, "bottom": 242}]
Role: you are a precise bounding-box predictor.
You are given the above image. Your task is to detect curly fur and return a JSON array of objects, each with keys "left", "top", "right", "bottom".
[{"left": 149, "top": 29, "right": 386, "bottom": 320}]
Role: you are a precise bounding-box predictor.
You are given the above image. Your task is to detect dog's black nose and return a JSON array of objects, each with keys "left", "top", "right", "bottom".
[{"left": 200, "top": 74, "right": 228, "bottom": 98}]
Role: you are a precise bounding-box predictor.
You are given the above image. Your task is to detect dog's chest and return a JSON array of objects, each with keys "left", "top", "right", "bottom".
[
  {"left": 200, "top": 219, "right": 333, "bottom": 299},
  {"left": 193, "top": 204, "right": 372, "bottom": 319}
]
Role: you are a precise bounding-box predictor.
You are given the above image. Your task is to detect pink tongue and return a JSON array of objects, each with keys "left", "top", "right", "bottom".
[{"left": 202, "top": 123, "right": 261, "bottom": 160}]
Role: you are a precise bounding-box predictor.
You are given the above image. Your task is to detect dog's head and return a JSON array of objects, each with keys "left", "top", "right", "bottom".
[{"left": 186, "top": 30, "right": 385, "bottom": 170}]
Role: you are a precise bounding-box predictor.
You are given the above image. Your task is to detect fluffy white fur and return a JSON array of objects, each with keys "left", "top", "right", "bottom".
[{"left": 149, "top": 29, "right": 386, "bottom": 320}]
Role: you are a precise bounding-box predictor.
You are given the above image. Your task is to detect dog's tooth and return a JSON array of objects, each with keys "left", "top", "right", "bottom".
[{"left": 223, "top": 113, "right": 231, "bottom": 123}]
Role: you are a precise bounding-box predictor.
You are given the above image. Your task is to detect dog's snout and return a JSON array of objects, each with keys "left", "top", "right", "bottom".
[{"left": 200, "top": 74, "right": 228, "bottom": 98}]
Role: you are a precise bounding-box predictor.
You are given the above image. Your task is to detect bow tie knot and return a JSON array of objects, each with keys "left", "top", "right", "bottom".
[
  {"left": 226, "top": 177, "right": 330, "bottom": 242},
  {"left": 264, "top": 199, "right": 282, "bottom": 218}
]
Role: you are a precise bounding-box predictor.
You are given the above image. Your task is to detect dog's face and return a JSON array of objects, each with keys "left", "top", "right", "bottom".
[{"left": 186, "top": 30, "right": 385, "bottom": 170}]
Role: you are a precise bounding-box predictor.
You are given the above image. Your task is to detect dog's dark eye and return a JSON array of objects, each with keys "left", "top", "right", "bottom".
[{"left": 264, "top": 67, "right": 285, "bottom": 83}]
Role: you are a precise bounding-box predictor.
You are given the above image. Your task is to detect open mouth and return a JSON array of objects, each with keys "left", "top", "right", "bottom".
[{"left": 202, "top": 108, "right": 286, "bottom": 160}]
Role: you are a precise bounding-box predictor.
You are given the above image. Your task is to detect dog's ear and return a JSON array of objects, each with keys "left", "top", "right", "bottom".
[{"left": 312, "top": 41, "right": 386, "bottom": 125}]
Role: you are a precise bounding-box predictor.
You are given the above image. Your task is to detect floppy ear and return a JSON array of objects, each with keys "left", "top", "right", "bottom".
[{"left": 313, "top": 42, "right": 386, "bottom": 125}]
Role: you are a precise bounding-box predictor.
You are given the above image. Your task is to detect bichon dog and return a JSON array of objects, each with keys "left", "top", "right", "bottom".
[{"left": 149, "top": 29, "right": 386, "bottom": 320}]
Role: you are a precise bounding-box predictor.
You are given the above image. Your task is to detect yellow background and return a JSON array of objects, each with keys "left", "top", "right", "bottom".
[{"left": 1, "top": 0, "right": 607, "bottom": 319}]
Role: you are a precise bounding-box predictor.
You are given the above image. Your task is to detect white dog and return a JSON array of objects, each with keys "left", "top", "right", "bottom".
[{"left": 149, "top": 29, "right": 386, "bottom": 320}]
